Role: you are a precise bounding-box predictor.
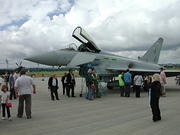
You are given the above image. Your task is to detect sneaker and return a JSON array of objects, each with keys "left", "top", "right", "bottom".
[
  {"left": 2, "top": 117, "right": 5, "bottom": 120},
  {"left": 8, "top": 117, "right": 12, "bottom": 121}
]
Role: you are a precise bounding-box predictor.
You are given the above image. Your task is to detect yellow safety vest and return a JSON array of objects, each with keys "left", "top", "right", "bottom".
[{"left": 118, "top": 74, "right": 125, "bottom": 87}]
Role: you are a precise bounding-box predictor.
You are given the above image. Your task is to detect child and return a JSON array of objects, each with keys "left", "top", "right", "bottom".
[{"left": 0, "top": 85, "right": 12, "bottom": 121}]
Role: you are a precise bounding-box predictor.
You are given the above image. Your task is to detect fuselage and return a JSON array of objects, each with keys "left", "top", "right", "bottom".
[{"left": 25, "top": 49, "right": 161, "bottom": 75}]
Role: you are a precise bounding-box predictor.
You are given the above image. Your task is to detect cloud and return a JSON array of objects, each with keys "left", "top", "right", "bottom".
[{"left": 0, "top": 0, "right": 180, "bottom": 68}]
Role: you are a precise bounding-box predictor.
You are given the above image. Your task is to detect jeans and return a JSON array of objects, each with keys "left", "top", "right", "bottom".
[
  {"left": 10, "top": 88, "right": 16, "bottom": 100},
  {"left": 134, "top": 85, "right": 141, "bottom": 97},
  {"left": 86, "top": 87, "right": 93, "bottom": 99},
  {"left": 125, "top": 83, "right": 131, "bottom": 97},
  {"left": 1, "top": 103, "right": 11, "bottom": 118}
]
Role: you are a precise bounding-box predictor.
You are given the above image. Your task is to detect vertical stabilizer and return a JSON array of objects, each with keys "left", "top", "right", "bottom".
[{"left": 139, "top": 37, "right": 163, "bottom": 64}]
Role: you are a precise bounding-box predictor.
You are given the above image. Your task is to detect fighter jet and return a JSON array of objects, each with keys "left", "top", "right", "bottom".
[{"left": 25, "top": 26, "right": 180, "bottom": 82}]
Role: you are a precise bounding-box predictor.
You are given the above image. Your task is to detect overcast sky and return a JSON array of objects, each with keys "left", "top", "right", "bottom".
[{"left": 0, "top": 0, "right": 180, "bottom": 68}]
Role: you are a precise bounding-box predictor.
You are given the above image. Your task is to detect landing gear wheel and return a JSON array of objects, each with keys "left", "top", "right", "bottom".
[{"left": 107, "top": 85, "right": 113, "bottom": 89}]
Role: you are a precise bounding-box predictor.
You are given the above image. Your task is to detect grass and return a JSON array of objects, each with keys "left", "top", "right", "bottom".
[{"left": 27, "top": 70, "right": 80, "bottom": 78}]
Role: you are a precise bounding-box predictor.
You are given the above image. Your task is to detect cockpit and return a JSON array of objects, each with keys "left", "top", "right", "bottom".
[
  {"left": 77, "top": 43, "right": 97, "bottom": 52},
  {"left": 61, "top": 43, "right": 77, "bottom": 51},
  {"left": 72, "top": 26, "right": 101, "bottom": 53},
  {"left": 61, "top": 27, "right": 101, "bottom": 53}
]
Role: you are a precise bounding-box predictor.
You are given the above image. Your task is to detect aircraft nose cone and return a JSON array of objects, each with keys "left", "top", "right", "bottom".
[
  {"left": 24, "top": 50, "right": 75, "bottom": 66},
  {"left": 24, "top": 52, "right": 57, "bottom": 65}
]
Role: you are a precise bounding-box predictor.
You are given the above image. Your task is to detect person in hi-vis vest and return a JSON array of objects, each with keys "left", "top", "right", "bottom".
[{"left": 118, "top": 72, "right": 125, "bottom": 97}]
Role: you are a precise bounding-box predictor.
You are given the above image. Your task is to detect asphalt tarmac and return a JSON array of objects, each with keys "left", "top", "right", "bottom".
[{"left": 0, "top": 77, "right": 180, "bottom": 135}]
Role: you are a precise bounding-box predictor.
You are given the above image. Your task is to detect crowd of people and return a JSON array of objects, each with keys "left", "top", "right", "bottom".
[
  {"left": 0, "top": 70, "right": 36, "bottom": 121},
  {"left": 0, "top": 67, "right": 167, "bottom": 122},
  {"left": 48, "top": 69, "right": 76, "bottom": 100},
  {"left": 57, "top": 68, "right": 101, "bottom": 101},
  {"left": 116, "top": 67, "right": 167, "bottom": 122}
]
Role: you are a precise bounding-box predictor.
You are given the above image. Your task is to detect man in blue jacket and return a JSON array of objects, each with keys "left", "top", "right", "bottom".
[{"left": 123, "top": 69, "right": 132, "bottom": 97}]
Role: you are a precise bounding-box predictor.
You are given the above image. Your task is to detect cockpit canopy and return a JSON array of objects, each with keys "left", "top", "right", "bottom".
[{"left": 72, "top": 26, "right": 101, "bottom": 53}]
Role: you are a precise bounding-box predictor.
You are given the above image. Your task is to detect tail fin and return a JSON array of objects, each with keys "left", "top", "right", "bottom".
[{"left": 138, "top": 37, "right": 163, "bottom": 64}]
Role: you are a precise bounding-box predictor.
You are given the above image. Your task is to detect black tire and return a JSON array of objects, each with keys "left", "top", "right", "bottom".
[{"left": 107, "top": 82, "right": 114, "bottom": 89}]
